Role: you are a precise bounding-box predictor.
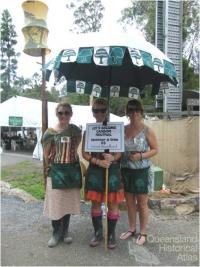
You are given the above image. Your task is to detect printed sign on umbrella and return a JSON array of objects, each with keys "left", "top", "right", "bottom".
[{"left": 46, "top": 32, "right": 178, "bottom": 101}]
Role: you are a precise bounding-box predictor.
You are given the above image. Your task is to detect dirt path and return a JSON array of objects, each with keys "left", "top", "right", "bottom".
[{"left": 1, "top": 192, "right": 199, "bottom": 266}]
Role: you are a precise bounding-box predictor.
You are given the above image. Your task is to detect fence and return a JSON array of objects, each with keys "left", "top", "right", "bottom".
[{"left": 145, "top": 116, "right": 199, "bottom": 177}]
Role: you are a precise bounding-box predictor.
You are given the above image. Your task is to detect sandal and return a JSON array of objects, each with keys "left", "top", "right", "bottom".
[
  {"left": 136, "top": 233, "right": 147, "bottom": 245},
  {"left": 119, "top": 230, "right": 136, "bottom": 240}
]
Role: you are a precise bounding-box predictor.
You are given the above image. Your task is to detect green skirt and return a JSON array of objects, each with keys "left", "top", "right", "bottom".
[
  {"left": 49, "top": 162, "right": 82, "bottom": 189},
  {"left": 85, "top": 163, "right": 122, "bottom": 193},
  {"left": 121, "top": 167, "right": 149, "bottom": 194}
]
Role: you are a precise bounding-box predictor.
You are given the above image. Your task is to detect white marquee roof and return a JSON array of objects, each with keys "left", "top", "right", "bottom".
[{"left": 0, "top": 96, "right": 127, "bottom": 128}]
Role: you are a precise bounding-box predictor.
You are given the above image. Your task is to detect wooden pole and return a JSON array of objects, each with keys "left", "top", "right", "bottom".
[
  {"left": 41, "top": 48, "right": 48, "bottom": 188},
  {"left": 104, "top": 167, "right": 109, "bottom": 250}
]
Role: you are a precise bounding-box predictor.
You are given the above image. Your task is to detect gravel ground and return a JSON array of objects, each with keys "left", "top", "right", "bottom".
[
  {"left": 1, "top": 151, "right": 36, "bottom": 167},
  {"left": 1, "top": 192, "right": 199, "bottom": 266},
  {"left": 1, "top": 152, "right": 199, "bottom": 266}
]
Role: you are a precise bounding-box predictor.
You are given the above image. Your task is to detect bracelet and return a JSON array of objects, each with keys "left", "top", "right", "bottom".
[
  {"left": 91, "top": 157, "right": 98, "bottom": 165},
  {"left": 140, "top": 152, "right": 143, "bottom": 161}
]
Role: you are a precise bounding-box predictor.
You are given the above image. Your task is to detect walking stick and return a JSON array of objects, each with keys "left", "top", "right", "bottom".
[{"left": 104, "top": 167, "right": 109, "bottom": 250}]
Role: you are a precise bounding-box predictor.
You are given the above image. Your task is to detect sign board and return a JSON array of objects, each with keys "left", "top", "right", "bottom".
[
  {"left": 8, "top": 116, "right": 23, "bottom": 126},
  {"left": 85, "top": 122, "right": 124, "bottom": 152}
]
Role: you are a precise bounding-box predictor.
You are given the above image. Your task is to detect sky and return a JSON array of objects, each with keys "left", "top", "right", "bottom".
[{"left": 0, "top": 0, "right": 144, "bottom": 79}]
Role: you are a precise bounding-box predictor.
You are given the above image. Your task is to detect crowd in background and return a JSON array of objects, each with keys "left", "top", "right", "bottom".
[{"left": 1, "top": 131, "right": 37, "bottom": 151}]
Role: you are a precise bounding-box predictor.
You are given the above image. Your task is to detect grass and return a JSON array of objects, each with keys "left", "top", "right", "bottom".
[
  {"left": 1, "top": 161, "right": 45, "bottom": 200},
  {"left": 1, "top": 160, "right": 85, "bottom": 201}
]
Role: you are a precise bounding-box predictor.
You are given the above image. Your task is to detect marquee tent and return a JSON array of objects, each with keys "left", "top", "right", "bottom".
[
  {"left": 0, "top": 96, "right": 127, "bottom": 159},
  {"left": 0, "top": 96, "right": 127, "bottom": 128}
]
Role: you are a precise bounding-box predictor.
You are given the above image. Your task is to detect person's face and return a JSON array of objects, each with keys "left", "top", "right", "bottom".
[
  {"left": 57, "top": 106, "right": 72, "bottom": 124},
  {"left": 127, "top": 106, "right": 142, "bottom": 120},
  {"left": 92, "top": 104, "right": 107, "bottom": 123}
]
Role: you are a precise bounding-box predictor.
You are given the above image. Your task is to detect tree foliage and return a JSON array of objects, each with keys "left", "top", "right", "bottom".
[
  {"left": 182, "top": 0, "right": 200, "bottom": 70},
  {"left": 66, "top": 0, "right": 105, "bottom": 33},
  {"left": 118, "top": 0, "right": 199, "bottom": 91},
  {"left": 119, "top": 1, "right": 199, "bottom": 64},
  {"left": 183, "top": 58, "right": 199, "bottom": 91},
  {"left": 118, "top": 1, "right": 155, "bottom": 44},
  {"left": 18, "top": 73, "right": 60, "bottom": 102},
  {"left": 0, "top": 9, "right": 19, "bottom": 102}
]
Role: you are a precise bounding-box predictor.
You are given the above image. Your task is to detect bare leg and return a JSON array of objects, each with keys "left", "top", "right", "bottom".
[
  {"left": 120, "top": 192, "right": 136, "bottom": 240},
  {"left": 125, "top": 192, "right": 137, "bottom": 231},
  {"left": 136, "top": 194, "right": 149, "bottom": 245}
]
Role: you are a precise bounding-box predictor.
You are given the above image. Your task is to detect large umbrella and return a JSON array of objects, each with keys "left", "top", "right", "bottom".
[
  {"left": 45, "top": 32, "right": 178, "bottom": 249},
  {"left": 46, "top": 32, "right": 178, "bottom": 100}
]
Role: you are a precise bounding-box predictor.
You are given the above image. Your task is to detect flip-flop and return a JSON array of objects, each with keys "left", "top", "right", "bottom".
[
  {"left": 136, "top": 233, "right": 147, "bottom": 245},
  {"left": 119, "top": 230, "right": 136, "bottom": 240}
]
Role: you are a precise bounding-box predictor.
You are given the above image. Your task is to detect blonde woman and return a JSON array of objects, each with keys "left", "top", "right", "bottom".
[{"left": 42, "top": 102, "right": 82, "bottom": 247}]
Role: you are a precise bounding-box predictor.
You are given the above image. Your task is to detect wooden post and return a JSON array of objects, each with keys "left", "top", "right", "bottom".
[
  {"left": 104, "top": 167, "right": 109, "bottom": 251},
  {"left": 41, "top": 48, "right": 48, "bottom": 188}
]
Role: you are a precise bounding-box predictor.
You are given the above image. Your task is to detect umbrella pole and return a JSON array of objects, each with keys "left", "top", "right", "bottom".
[
  {"left": 41, "top": 49, "right": 48, "bottom": 189},
  {"left": 104, "top": 167, "right": 109, "bottom": 251}
]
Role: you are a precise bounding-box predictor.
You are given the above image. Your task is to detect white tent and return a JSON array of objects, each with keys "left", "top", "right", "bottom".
[
  {"left": 0, "top": 96, "right": 126, "bottom": 159},
  {"left": 0, "top": 96, "right": 126, "bottom": 128},
  {"left": 0, "top": 96, "right": 42, "bottom": 128}
]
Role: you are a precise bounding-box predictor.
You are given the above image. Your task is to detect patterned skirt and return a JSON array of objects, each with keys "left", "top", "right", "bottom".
[
  {"left": 121, "top": 167, "right": 150, "bottom": 194},
  {"left": 85, "top": 163, "right": 124, "bottom": 203}
]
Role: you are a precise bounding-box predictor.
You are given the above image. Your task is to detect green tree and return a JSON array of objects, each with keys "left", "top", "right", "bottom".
[
  {"left": 18, "top": 72, "right": 60, "bottom": 102},
  {"left": 0, "top": 9, "right": 19, "bottom": 102},
  {"left": 66, "top": 0, "right": 105, "bottom": 33},
  {"left": 118, "top": 0, "right": 199, "bottom": 92},
  {"left": 182, "top": 1, "right": 200, "bottom": 71},
  {"left": 119, "top": 0, "right": 199, "bottom": 66},
  {"left": 19, "top": 73, "right": 42, "bottom": 100},
  {"left": 183, "top": 58, "right": 199, "bottom": 91},
  {"left": 110, "top": 97, "right": 128, "bottom": 116},
  {"left": 118, "top": 1, "right": 155, "bottom": 44}
]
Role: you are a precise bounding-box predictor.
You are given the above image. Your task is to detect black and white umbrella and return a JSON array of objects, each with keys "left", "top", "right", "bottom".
[{"left": 46, "top": 32, "right": 178, "bottom": 99}]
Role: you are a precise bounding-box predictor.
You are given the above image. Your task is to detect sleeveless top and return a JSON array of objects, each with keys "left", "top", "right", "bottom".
[
  {"left": 121, "top": 127, "right": 151, "bottom": 169},
  {"left": 42, "top": 124, "right": 81, "bottom": 164}
]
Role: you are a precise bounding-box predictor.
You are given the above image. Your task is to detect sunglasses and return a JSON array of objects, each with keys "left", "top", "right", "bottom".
[
  {"left": 57, "top": 111, "right": 71, "bottom": 116},
  {"left": 92, "top": 108, "right": 107, "bottom": 114}
]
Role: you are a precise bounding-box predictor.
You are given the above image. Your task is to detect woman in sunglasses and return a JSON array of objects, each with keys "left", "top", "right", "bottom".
[
  {"left": 82, "top": 98, "right": 124, "bottom": 249},
  {"left": 42, "top": 102, "right": 82, "bottom": 247},
  {"left": 120, "top": 99, "right": 158, "bottom": 245}
]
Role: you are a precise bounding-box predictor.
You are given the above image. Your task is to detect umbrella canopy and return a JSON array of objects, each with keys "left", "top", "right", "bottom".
[{"left": 46, "top": 32, "right": 178, "bottom": 98}]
